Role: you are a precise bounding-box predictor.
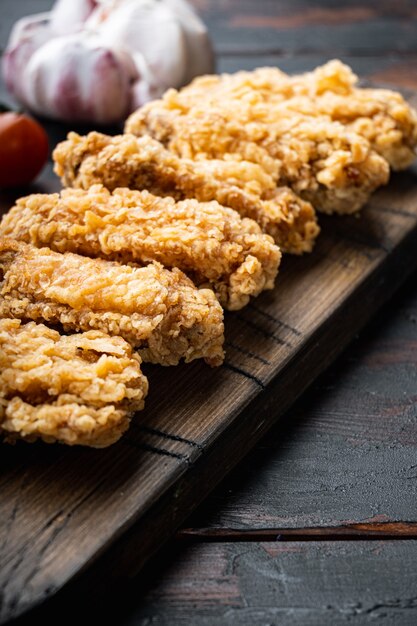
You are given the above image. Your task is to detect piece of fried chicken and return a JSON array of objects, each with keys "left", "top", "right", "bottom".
[
  {"left": 0, "top": 318, "right": 148, "bottom": 447},
  {"left": 0, "top": 185, "right": 281, "bottom": 311},
  {"left": 53, "top": 132, "right": 319, "bottom": 254},
  {"left": 0, "top": 239, "right": 224, "bottom": 367},
  {"left": 171, "top": 60, "right": 417, "bottom": 170},
  {"left": 126, "top": 96, "right": 389, "bottom": 215}
]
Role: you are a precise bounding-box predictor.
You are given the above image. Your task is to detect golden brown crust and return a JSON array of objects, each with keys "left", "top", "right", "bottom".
[
  {"left": 1, "top": 184, "right": 281, "bottom": 310},
  {"left": 53, "top": 132, "right": 319, "bottom": 253},
  {"left": 173, "top": 60, "right": 417, "bottom": 170},
  {"left": 125, "top": 62, "right": 396, "bottom": 215},
  {"left": 0, "top": 239, "right": 224, "bottom": 366},
  {"left": 0, "top": 318, "right": 148, "bottom": 447}
]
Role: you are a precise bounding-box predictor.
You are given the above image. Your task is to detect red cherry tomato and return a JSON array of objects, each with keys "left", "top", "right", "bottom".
[{"left": 0, "top": 112, "right": 49, "bottom": 188}]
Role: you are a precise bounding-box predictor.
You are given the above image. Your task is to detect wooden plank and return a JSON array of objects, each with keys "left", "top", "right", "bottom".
[
  {"left": 216, "top": 55, "right": 417, "bottom": 77},
  {"left": 2, "top": 4, "right": 417, "bottom": 621},
  {"left": 194, "top": 0, "right": 417, "bottom": 56},
  {"left": 212, "top": 22, "right": 417, "bottom": 58},
  {"left": 179, "top": 522, "right": 417, "bottom": 540},
  {"left": 183, "top": 267, "right": 417, "bottom": 530},
  {"left": 369, "top": 58, "right": 417, "bottom": 89},
  {"left": 2, "top": 159, "right": 417, "bottom": 622},
  {"left": 106, "top": 541, "right": 417, "bottom": 625},
  {"left": 19, "top": 541, "right": 417, "bottom": 625}
]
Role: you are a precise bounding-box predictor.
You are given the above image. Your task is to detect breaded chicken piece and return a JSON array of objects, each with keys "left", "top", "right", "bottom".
[
  {"left": 0, "top": 318, "right": 148, "bottom": 447},
  {"left": 175, "top": 60, "right": 417, "bottom": 170},
  {"left": 0, "top": 185, "right": 281, "bottom": 310},
  {"left": 53, "top": 132, "right": 319, "bottom": 253},
  {"left": 0, "top": 239, "right": 224, "bottom": 366},
  {"left": 126, "top": 96, "right": 389, "bottom": 215},
  {"left": 148, "top": 59, "right": 357, "bottom": 107}
]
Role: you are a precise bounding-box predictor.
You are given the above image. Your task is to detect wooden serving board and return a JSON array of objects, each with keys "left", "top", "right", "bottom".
[{"left": 2, "top": 104, "right": 417, "bottom": 623}]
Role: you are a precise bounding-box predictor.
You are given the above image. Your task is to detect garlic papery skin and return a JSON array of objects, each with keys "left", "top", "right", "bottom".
[
  {"left": 163, "top": 0, "right": 214, "bottom": 84},
  {"left": 86, "top": 0, "right": 188, "bottom": 91},
  {"left": 15, "top": 33, "right": 138, "bottom": 124},
  {"left": 3, "top": 0, "right": 214, "bottom": 123},
  {"left": 50, "top": 0, "right": 98, "bottom": 35},
  {"left": 86, "top": 0, "right": 214, "bottom": 108},
  {"left": 3, "top": 14, "right": 52, "bottom": 101}
]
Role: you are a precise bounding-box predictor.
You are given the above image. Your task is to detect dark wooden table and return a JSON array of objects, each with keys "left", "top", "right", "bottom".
[{"left": 2, "top": 1, "right": 417, "bottom": 624}]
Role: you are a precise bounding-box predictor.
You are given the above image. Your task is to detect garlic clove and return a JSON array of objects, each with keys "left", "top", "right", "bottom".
[
  {"left": 130, "top": 57, "right": 167, "bottom": 111},
  {"left": 50, "top": 0, "right": 98, "bottom": 36},
  {"left": 5, "top": 12, "right": 52, "bottom": 48},
  {"left": 163, "top": 0, "right": 215, "bottom": 83},
  {"left": 87, "top": 0, "right": 187, "bottom": 92},
  {"left": 2, "top": 13, "right": 52, "bottom": 104},
  {"left": 17, "top": 33, "right": 138, "bottom": 124}
]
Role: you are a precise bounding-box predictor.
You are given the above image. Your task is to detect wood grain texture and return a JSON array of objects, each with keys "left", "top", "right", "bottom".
[
  {"left": 109, "top": 541, "right": 417, "bottom": 625},
  {"left": 33, "top": 540, "right": 417, "bottom": 626},
  {"left": 2, "top": 159, "right": 417, "bottom": 622},
  {"left": 194, "top": 0, "right": 417, "bottom": 57},
  {"left": 179, "top": 522, "right": 417, "bottom": 541},
  {"left": 184, "top": 269, "right": 417, "bottom": 530},
  {"left": 3, "top": 2, "right": 417, "bottom": 624},
  {"left": 11, "top": 540, "right": 417, "bottom": 625}
]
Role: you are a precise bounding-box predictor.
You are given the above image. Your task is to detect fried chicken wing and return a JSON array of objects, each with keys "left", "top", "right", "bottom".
[
  {"left": 0, "top": 239, "right": 224, "bottom": 366},
  {"left": 126, "top": 95, "right": 390, "bottom": 215},
  {"left": 174, "top": 60, "right": 417, "bottom": 170},
  {"left": 0, "top": 184, "right": 281, "bottom": 310},
  {"left": 53, "top": 132, "right": 319, "bottom": 253},
  {"left": 0, "top": 318, "right": 148, "bottom": 447}
]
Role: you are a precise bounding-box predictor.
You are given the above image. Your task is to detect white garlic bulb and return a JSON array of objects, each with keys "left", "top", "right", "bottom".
[{"left": 3, "top": 0, "right": 214, "bottom": 124}]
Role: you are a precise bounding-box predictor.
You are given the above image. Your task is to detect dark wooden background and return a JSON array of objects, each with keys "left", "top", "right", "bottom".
[{"left": 2, "top": 1, "right": 417, "bottom": 624}]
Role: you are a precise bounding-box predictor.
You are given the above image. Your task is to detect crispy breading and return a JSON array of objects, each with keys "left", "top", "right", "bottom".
[
  {"left": 0, "top": 185, "right": 281, "bottom": 310},
  {"left": 125, "top": 73, "right": 391, "bottom": 215},
  {"left": 53, "top": 132, "right": 319, "bottom": 253},
  {"left": 153, "top": 59, "right": 357, "bottom": 107},
  {"left": 0, "top": 318, "right": 148, "bottom": 447},
  {"left": 0, "top": 239, "right": 224, "bottom": 366},
  {"left": 174, "top": 60, "right": 417, "bottom": 170}
]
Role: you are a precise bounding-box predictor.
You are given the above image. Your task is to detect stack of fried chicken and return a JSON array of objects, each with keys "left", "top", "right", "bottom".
[{"left": 1, "top": 60, "right": 417, "bottom": 447}]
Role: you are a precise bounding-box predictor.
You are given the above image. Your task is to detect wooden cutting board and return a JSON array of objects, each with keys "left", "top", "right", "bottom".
[{"left": 2, "top": 99, "right": 417, "bottom": 623}]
